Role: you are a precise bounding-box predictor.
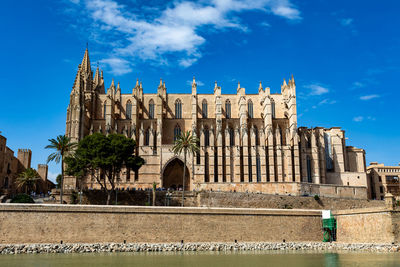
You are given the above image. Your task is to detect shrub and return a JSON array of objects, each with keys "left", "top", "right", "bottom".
[
  {"left": 11, "top": 194, "right": 35, "bottom": 203},
  {"left": 314, "top": 194, "right": 320, "bottom": 201}
]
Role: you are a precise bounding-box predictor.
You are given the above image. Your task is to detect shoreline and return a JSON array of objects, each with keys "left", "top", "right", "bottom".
[{"left": 0, "top": 242, "right": 399, "bottom": 255}]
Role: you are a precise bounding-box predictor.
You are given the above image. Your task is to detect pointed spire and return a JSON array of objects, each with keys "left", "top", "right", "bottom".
[
  {"left": 258, "top": 81, "right": 263, "bottom": 91},
  {"left": 80, "top": 47, "right": 91, "bottom": 74},
  {"left": 237, "top": 81, "right": 241, "bottom": 89},
  {"left": 214, "top": 81, "right": 218, "bottom": 89},
  {"left": 94, "top": 65, "right": 100, "bottom": 85},
  {"left": 283, "top": 79, "right": 287, "bottom": 86},
  {"left": 192, "top": 76, "right": 196, "bottom": 86},
  {"left": 140, "top": 81, "right": 143, "bottom": 89},
  {"left": 159, "top": 78, "right": 163, "bottom": 87},
  {"left": 135, "top": 78, "right": 139, "bottom": 88},
  {"left": 117, "top": 81, "right": 121, "bottom": 91},
  {"left": 291, "top": 74, "right": 295, "bottom": 85},
  {"left": 111, "top": 78, "right": 115, "bottom": 88}
]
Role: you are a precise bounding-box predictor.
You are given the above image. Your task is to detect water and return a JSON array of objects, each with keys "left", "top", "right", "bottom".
[{"left": 1, "top": 251, "right": 400, "bottom": 267}]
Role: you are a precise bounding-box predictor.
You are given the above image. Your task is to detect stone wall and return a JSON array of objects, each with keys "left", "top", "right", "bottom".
[
  {"left": 0, "top": 204, "right": 322, "bottom": 244},
  {"left": 334, "top": 208, "right": 400, "bottom": 243},
  {"left": 196, "top": 182, "right": 367, "bottom": 199}
]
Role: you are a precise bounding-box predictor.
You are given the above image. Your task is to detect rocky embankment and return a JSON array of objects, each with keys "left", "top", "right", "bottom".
[{"left": 0, "top": 242, "right": 399, "bottom": 254}]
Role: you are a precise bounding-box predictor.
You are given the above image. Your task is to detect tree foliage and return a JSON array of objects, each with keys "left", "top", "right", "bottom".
[
  {"left": 172, "top": 130, "right": 199, "bottom": 206},
  {"left": 16, "top": 168, "right": 40, "bottom": 194},
  {"left": 45, "top": 135, "right": 76, "bottom": 204},
  {"left": 65, "top": 133, "right": 145, "bottom": 205}
]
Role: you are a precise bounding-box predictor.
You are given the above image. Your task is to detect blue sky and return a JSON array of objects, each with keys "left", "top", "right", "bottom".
[{"left": 0, "top": 0, "right": 399, "bottom": 182}]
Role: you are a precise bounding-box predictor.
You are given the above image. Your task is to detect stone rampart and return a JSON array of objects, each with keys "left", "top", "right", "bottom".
[
  {"left": 0, "top": 204, "right": 322, "bottom": 244},
  {"left": 334, "top": 207, "right": 400, "bottom": 244}
]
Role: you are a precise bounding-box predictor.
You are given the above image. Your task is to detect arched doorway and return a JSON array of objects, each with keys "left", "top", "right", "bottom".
[{"left": 162, "top": 158, "right": 190, "bottom": 191}]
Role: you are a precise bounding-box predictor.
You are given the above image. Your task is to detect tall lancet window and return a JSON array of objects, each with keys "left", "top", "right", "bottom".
[
  {"left": 248, "top": 100, "right": 253, "bottom": 118},
  {"left": 254, "top": 126, "right": 260, "bottom": 146},
  {"left": 149, "top": 99, "right": 155, "bottom": 119},
  {"left": 145, "top": 128, "right": 150, "bottom": 146},
  {"left": 174, "top": 124, "right": 181, "bottom": 142},
  {"left": 225, "top": 99, "right": 231, "bottom": 119},
  {"left": 175, "top": 99, "right": 182, "bottom": 119},
  {"left": 126, "top": 101, "right": 132, "bottom": 119},
  {"left": 271, "top": 101, "right": 276, "bottom": 119},
  {"left": 229, "top": 127, "right": 234, "bottom": 146},
  {"left": 204, "top": 126, "right": 210, "bottom": 147},
  {"left": 103, "top": 101, "right": 107, "bottom": 119},
  {"left": 202, "top": 99, "right": 208, "bottom": 118}
]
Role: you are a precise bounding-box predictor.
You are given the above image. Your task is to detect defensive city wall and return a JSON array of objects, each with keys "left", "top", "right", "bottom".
[{"left": 0, "top": 203, "right": 399, "bottom": 244}]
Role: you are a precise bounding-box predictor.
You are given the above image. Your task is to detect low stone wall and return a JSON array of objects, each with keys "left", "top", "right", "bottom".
[
  {"left": 0, "top": 204, "right": 322, "bottom": 244},
  {"left": 334, "top": 207, "right": 400, "bottom": 244},
  {"left": 1, "top": 242, "right": 400, "bottom": 254},
  {"left": 196, "top": 182, "right": 367, "bottom": 199}
]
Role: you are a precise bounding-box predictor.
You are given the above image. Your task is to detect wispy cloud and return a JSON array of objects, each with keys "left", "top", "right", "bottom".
[
  {"left": 360, "top": 94, "right": 380, "bottom": 101},
  {"left": 186, "top": 79, "right": 205, "bottom": 87},
  {"left": 339, "top": 18, "right": 353, "bottom": 26},
  {"left": 305, "top": 84, "right": 329, "bottom": 95},
  {"left": 100, "top": 57, "right": 132, "bottom": 76},
  {"left": 66, "top": 0, "right": 302, "bottom": 75},
  {"left": 352, "top": 81, "right": 365, "bottom": 89},
  {"left": 353, "top": 115, "right": 376, "bottom": 122},
  {"left": 260, "top": 21, "right": 271, "bottom": 28}
]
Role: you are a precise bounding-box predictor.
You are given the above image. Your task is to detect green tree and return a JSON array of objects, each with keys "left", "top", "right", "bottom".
[
  {"left": 172, "top": 130, "right": 199, "bottom": 207},
  {"left": 45, "top": 135, "right": 76, "bottom": 204},
  {"left": 56, "top": 174, "right": 62, "bottom": 189},
  {"left": 65, "top": 133, "right": 145, "bottom": 205},
  {"left": 16, "top": 168, "right": 40, "bottom": 194}
]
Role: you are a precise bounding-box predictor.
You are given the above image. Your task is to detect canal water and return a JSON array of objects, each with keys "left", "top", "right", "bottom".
[{"left": 1, "top": 251, "right": 400, "bottom": 267}]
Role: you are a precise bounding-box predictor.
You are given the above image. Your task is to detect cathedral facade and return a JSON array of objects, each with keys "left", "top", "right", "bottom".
[{"left": 65, "top": 49, "right": 368, "bottom": 198}]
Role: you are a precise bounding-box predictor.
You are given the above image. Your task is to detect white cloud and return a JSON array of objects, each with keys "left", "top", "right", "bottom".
[
  {"left": 339, "top": 18, "right": 353, "bottom": 26},
  {"left": 360, "top": 94, "right": 380, "bottom": 101},
  {"left": 305, "top": 84, "right": 329, "bottom": 95},
  {"left": 353, "top": 115, "right": 376, "bottom": 122},
  {"left": 318, "top": 99, "right": 336, "bottom": 105},
  {"left": 100, "top": 57, "right": 132, "bottom": 76},
  {"left": 260, "top": 21, "right": 271, "bottom": 28},
  {"left": 352, "top": 81, "right": 365, "bottom": 88},
  {"left": 186, "top": 79, "right": 205, "bottom": 87},
  {"left": 67, "top": 0, "right": 302, "bottom": 74}
]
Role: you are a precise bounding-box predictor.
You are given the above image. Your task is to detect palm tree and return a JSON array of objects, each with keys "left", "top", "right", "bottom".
[
  {"left": 45, "top": 135, "right": 76, "bottom": 204},
  {"left": 16, "top": 168, "right": 40, "bottom": 194},
  {"left": 172, "top": 130, "right": 199, "bottom": 207}
]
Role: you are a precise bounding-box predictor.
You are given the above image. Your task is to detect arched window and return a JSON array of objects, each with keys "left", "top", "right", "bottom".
[
  {"left": 175, "top": 99, "right": 182, "bottom": 119},
  {"left": 306, "top": 155, "right": 312, "bottom": 183},
  {"left": 225, "top": 99, "right": 231, "bottom": 119},
  {"left": 145, "top": 128, "right": 150, "bottom": 146},
  {"left": 103, "top": 101, "right": 107, "bottom": 119},
  {"left": 174, "top": 124, "right": 181, "bottom": 142},
  {"left": 256, "top": 154, "right": 261, "bottom": 182},
  {"left": 271, "top": 101, "right": 276, "bottom": 119},
  {"left": 202, "top": 99, "right": 208, "bottom": 118},
  {"left": 229, "top": 127, "right": 235, "bottom": 146},
  {"left": 126, "top": 101, "right": 132, "bottom": 119},
  {"left": 248, "top": 100, "right": 253, "bottom": 118},
  {"left": 204, "top": 126, "right": 209, "bottom": 147},
  {"left": 149, "top": 99, "right": 154, "bottom": 119}
]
